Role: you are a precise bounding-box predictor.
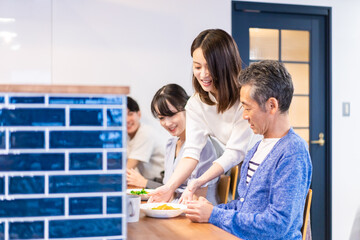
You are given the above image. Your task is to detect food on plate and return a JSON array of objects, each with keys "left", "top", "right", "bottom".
[
  {"left": 140, "top": 203, "right": 186, "bottom": 218},
  {"left": 151, "top": 204, "right": 180, "bottom": 210},
  {"left": 130, "top": 188, "right": 148, "bottom": 195}
]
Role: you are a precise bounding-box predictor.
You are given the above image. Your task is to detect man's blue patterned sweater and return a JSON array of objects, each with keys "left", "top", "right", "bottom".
[{"left": 209, "top": 128, "right": 312, "bottom": 240}]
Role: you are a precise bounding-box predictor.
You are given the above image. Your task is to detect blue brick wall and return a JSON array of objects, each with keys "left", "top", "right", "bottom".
[{"left": 0, "top": 93, "right": 126, "bottom": 240}]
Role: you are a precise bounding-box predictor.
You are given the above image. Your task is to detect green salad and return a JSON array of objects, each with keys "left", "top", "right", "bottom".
[{"left": 130, "top": 188, "right": 148, "bottom": 195}]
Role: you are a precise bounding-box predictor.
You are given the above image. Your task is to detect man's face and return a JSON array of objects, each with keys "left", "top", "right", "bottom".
[
  {"left": 127, "top": 109, "right": 141, "bottom": 136},
  {"left": 240, "top": 85, "right": 270, "bottom": 137}
]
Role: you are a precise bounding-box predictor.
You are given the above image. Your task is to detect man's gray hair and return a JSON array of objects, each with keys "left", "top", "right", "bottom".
[{"left": 238, "top": 60, "right": 294, "bottom": 113}]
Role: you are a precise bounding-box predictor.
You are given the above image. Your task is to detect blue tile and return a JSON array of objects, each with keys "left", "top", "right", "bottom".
[
  {"left": 107, "top": 152, "right": 123, "bottom": 170},
  {"left": 0, "top": 177, "right": 3, "bottom": 194},
  {"left": 49, "top": 218, "right": 122, "bottom": 238},
  {"left": 107, "top": 109, "right": 123, "bottom": 126},
  {"left": 9, "top": 176, "right": 45, "bottom": 194},
  {"left": 0, "top": 198, "right": 64, "bottom": 217},
  {"left": 9, "top": 221, "right": 44, "bottom": 239},
  {"left": 50, "top": 131, "right": 122, "bottom": 149},
  {"left": 0, "top": 222, "right": 4, "bottom": 240},
  {"left": 49, "top": 174, "right": 122, "bottom": 193},
  {"left": 0, "top": 153, "right": 64, "bottom": 171},
  {"left": 69, "top": 197, "right": 102, "bottom": 215},
  {"left": 0, "top": 96, "right": 4, "bottom": 104},
  {"left": 10, "top": 131, "right": 45, "bottom": 149},
  {"left": 9, "top": 96, "right": 45, "bottom": 104},
  {"left": 70, "top": 109, "right": 103, "bottom": 126},
  {"left": 69, "top": 153, "right": 102, "bottom": 170},
  {"left": 0, "top": 131, "right": 4, "bottom": 149},
  {"left": 0, "top": 108, "right": 65, "bottom": 126},
  {"left": 107, "top": 196, "right": 122, "bottom": 214},
  {"left": 49, "top": 96, "right": 123, "bottom": 105}
]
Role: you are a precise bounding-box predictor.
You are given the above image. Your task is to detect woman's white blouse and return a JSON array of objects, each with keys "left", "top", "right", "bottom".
[{"left": 183, "top": 93, "right": 256, "bottom": 172}]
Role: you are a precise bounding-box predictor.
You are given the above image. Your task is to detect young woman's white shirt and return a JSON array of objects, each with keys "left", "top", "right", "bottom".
[{"left": 183, "top": 92, "right": 256, "bottom": 172}]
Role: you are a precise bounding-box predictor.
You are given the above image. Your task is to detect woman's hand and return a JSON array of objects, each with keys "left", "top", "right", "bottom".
[
  {"left": 179, "top": 179, "right": 201, "bottom": 204},
  {"left": 127, "top": 168, "right": 148, "bottom": 188},
  {"left": 147, "top": 185, "right": 174, "bottom": 203},
  {"left": 185, "top": 197, "right": 214, "bottom": 223}
]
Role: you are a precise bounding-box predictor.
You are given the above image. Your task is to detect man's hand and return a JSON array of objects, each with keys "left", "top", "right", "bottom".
[
  {"left": 179, "top": 179, "right": 201, "bottom": 204},
  {"left": 147, "top": 185, "right": 174, "bottom": 203},
  {"left": 185, "top": 197, "right": 214, "bottom": 223},
  {"left": 127, "top": 168, "right": 147, "bottom": 188}
]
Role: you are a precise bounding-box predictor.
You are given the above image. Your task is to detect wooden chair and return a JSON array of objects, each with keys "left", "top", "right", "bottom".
[
  {"left": 229, "top": 165, "right": 239, "bottom": 201},
  {"left": 301, "top": 189, "right": 313, "bottom": 240},
  {"left": 217, "top": 175, "right": 230, "bottom": 204}
]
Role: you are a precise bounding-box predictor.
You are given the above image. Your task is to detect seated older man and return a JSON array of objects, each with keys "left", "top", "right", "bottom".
[{"left": 185, "top": 60, "right": 312, "bottom": 240}]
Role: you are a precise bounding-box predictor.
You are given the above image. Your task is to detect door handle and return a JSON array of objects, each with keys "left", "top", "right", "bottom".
[{"left": 311, "top": 132, "right": 325, "bottom": 146}]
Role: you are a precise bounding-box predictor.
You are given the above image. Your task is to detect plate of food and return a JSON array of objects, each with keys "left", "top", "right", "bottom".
[
  {"left": 127, "top": 188, "right": 154, "bottom": 200},
  {"left": 140, "top": 203, "right": 187, "bottom": 218}
]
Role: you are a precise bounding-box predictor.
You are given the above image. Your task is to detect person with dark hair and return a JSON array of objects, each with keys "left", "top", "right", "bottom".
[
  {"left": 149, "top": 29, "right": 257, "bottom": 203},
  {"left": 127, "top": 84, "right": 219, "bottom": 204},
  {"left": 126, "top": 96, "right": 164, "bottom": 187},
  {"left": 184, "top": 60, "right": 312, "bottom": 240}
]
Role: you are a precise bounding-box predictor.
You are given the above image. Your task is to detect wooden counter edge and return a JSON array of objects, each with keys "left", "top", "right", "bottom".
[{"left": 0, "top": 84, "right": 130, "bottom": 95}]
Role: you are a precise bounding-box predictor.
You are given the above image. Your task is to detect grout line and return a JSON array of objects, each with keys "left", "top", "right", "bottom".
[
  {"left": 4, "top": 175, "right": 9, "bottom": 197},
  {"left": 65, "top": 150, "right": 69, "bottom": 172},
  {"left": 103, "top": 108, "right": 107, "bottom": 128},
  {"left": 45, "top": 128, "right": 49, "bottom": 150},
  {"left": 103, "top": 150, "right": 107, "bottom": 171},
  {"left": 45, "top": 173, "right": 49, "bottom": 195},
  {"left": 45, "top": 94, "right": 49, "bottom": 106},
  {"left": 103, "top": 195, "right": 107, "bottom": 215},
  {"left": 65, "top": 105, "right": 70, "bottom": 127},
  {"left": 65, "top": 195, "right": 69, "bottom": 216},
  {"left": 5, "top": 128, "right": 9, "bottom": 152},
  {"left": 44, "top": 218, "right": 49, "bottom": 240},
  {"left": 4, "top": 220, "right": 9, "bottom": 240}
]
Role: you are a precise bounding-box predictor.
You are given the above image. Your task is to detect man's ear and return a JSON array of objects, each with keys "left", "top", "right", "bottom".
[
  {"left": 138, "top": 110, "right": 142, "bottom": 118},
  {"left": 267, "top": 97, "right": 279, "bottom": 114}
]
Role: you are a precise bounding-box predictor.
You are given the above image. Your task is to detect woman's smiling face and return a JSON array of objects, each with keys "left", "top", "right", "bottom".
[
  {"left": 192, "top": 48, "right": 217, "bottom": 96},
  {"left": 157, "top": 101, "right": 186, "bottom": 137}
]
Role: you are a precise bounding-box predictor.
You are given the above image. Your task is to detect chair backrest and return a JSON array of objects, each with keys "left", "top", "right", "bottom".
[
  {"left": 301, "top": 189, "right": 313, "bottom": 240},
  {"left": 229, "top": 165, "right": 239, "bottom": 201},
  {"left": 217, "top": 175, "right": 230, "bottom": 204}
]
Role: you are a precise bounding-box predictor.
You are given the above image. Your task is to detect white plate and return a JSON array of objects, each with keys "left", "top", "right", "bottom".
[
  {"left": 126, "top": 189, "right": 154, "bottom": 200},
  {"left": 140, "top": 203, "right": 187, "bottom": 218}
]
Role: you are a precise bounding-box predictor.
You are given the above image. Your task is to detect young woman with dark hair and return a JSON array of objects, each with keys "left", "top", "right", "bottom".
[
  {"left": 127, "top": 84, "right": 218, "bottom": 203},
  {"left": 149, "top": 29, "right": 257, "bottom": 203}
]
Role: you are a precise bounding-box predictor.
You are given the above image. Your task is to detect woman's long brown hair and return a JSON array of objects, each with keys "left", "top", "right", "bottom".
[{"left": 191, "top": 29, "right": 242, "bottom": 113}]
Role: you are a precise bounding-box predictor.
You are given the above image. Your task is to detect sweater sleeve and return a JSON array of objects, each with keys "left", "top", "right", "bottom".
[{"left": 209, "top": 153, "right": 311, "bottom": 239}]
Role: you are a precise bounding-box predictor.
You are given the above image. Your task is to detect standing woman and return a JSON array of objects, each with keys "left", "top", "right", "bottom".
[{"left": 149, "top": 29, "right": 256, "bottom": 203}]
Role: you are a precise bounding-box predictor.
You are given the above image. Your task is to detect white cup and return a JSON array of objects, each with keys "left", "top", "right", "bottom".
[{"left": 127, "top": 194, "right": 141, "bottom": 222}]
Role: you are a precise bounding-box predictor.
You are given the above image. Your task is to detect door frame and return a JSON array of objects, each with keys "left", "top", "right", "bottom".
[{"left": 232, "top": 1, "right": 332, "bottom": 239}]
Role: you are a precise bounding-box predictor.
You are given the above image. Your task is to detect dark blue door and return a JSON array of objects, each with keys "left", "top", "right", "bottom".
[{"left": 232, "top": 2, "right": 332, "bottom": 240}]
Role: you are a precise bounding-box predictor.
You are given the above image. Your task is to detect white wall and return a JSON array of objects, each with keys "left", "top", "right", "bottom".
[
  {"left": 0, "top": 0, "right": 52, "bottom": 84},
  {"left": 51, "top": 0, "right": 231, "bottom": 132},
  {"left": 0, "top": 0, "right": 359, "bottom": 239}
]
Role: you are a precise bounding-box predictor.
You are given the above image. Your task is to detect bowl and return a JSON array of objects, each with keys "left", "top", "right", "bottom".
[
  {"left": 140, "top": 203, "right": 187, "bottom": 218},
  {"left": 126, "top": 189, "right": 154, "bottom": 200}
]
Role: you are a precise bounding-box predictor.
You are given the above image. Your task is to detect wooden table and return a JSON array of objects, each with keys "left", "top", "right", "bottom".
[{"left": 127, "top": 211, "right": 241, "bottom": 240}]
